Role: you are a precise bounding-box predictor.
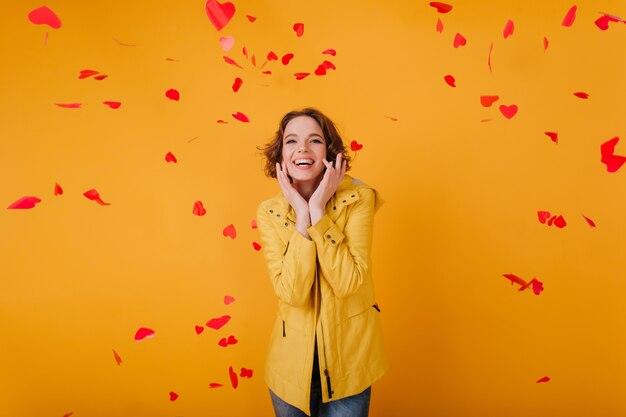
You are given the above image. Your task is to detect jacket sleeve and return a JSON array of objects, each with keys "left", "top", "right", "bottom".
[
  {"left": 306, "top": 187, "right": 377, "bottom": 299},
  {"left": 256, "top": 203, "right": 317, "bottom": 307}
]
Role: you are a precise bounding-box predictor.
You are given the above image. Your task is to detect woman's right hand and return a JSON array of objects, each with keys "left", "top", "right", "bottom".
[{"left": 276, "top": 162, "right": 309, "bottom": 216}]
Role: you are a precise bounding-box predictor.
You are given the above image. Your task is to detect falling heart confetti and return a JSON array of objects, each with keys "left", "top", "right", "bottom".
[
  {"left": 134, "top": 327, "right": 155, "bottom": 341},
  {"left": 206, "top": 315, "right": 231, "bottom": 330},
  {"left": 219, "top": 36, "right": 235, "bottom": 52},
  {"left": 429, "top": 2, "right": 453, "bottom": 13},
  {"left": 436, "top": 18, "right": 444, "bottom": 33},
  {"left": 165, "top": 152, "right": 177, "bottom": 163},
  {"left": 537, "top": 211, "right": 551, "bottom": 224},
  {"left": 62, "top": 413, "right": 73, "bottom": 417},
  {"left": 165, "top": 89, "right": 180, "bottom": 101},
  {"left": 209, "top": 383, "right": 223, "bottom": 388},
  {"left": 350, "top": 140, "right": 363, "bottom": 151},
  {"left": 294, "top": 72, "right": 310, "bottom": 80},
  {"left": 205, "top": 0, "right": 236, "bottom": 31},
  {"left": 480, "top": 95, "right": 499, "bottom": 107},
  {"left": 282, "top": 53, "right": 294, "bottom": 65},
  {"left": 536, "top": 376, "right": 551, "bottom": 383},
  {"left": 218, "top": 335, "right": 238, "bottom": 347},
  {"left": 223, "top": 56, "right": 244, "bottom": 69},
  {"left": 7, "top": 196, "right": 42, "bottom": 209},
  {"left": 232, "top": 77, "right": 243, "bottom": 92},
  {"left": 112, "top": 349, "right": 122, "bottom": 366},
  {"left": 83, "top": 189, "right": 110, "bottom": 206},
  {"left": 229, "top": 366, "right": 239, "bottom": 389},
  {"left": 582, "top": 215, "right": 596, "bottom": 228},
  {"left": 252, "top": 242, "right": 262, "bottom": 251},
  {"left": 503, "top": 19, "right": 514, "bottom": 38},
  {"left": 169, "top": 392, "right": 179, "bottom": 401},
  {"left": 93, "top": 74, "right": 108, "bottom": 80},
  {"left": 79, "top": 69, "right": 99, "bottom": 79},
  {"left": 54, "top": 183, "right": 63, "bottom": 196},
  {"left": 553, "top": 215, "right": 567, "bottom": 228},
  {"left": 193, "top": 201, "right": 206, "bottom": 216},
  {"left": 267, "top": 51, "right": 278, "bottom": 61},
  {"left": 232, "top": 112, "right": 249, "bottom": 122},
  {"left": 195, "top": 325, "right": 205, "bottom": 335},
  {"left": 103, "top": 101, "right": 121, "bottom": 109},
  {"left": 503, "top": 274, "right": 544, "bottom": 295},
  {"left": 444, "top": 74, "right": 456, "bottom": 87},
  {"left": 499, "top": 104, "right": 518, "bottom": 119},
  {"left": 503, "top": 273, "right": 527, "bottom": 287},
  {"left": 600, "top": 137, "right": 626, "bottom": 173},
  {"left": 240, "top": 368, "right": 253, "bottom": 378},
  {"left": 562, "top": 5, "right": 577, "bottom": 27},
  {"left": 453, "top": 33, "right": 467, "bottom": 48},
  {"left": 314, "top": 65, "right": 327, "bottom": 76},
  {"left": 246, "top": 15, "right": 256, "bottom": 22},
  {"left": 55, "top": 103, "right": 82, "bottom": 109},
  {"left": 293, "top": 23, "right": 304, "bottom": 37},
  {"left": 28, "top": 6, "right": 62, "bottom": 29},
  {"left": 224, "top": 295, "right": 235, "bottom": 305},
  {"left": 595, "top": 13, "right": 625, "bottom": 30},
  {"left": 251, "top": 219, "right": 257, "bottom": 229},
  {"left": 573, "top": 92, "right": 589, "bottom": 99},
  {"left": 544, "top": 37, "right": 549, "bottom": 51},
  {"left": 223, "top": 224, "right": 237, "bottom": 238},
  {"left": 322, "top": 49, "right": 337, "bottom": 56},
  {"left": 544, "top": 132, "right": 558, "bottom": 143}
]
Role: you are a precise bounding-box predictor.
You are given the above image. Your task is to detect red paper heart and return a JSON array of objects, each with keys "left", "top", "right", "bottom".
[
  {"left": 83, "top": 189, "right": 110, "bottom": 205},
  {"left": 134, "top": 327, "right": 155, "bottom": 341},
  {"left": 206, "top": 315, "right": 231, "bottom": 330},
  {"left": 93, "top": 74, "right": 108, "bottom": 80},
  {"left": 224, "top": 295, "right": 235, "bottom": 305},
  {"left": 480, "top": 95, "right": 499, "bottom": 107},
  {"left": 293, "top": 23, "right": 304, "bottom": 37},
  {"left": 294, "top": 73, "right": 310, "bottom": 80},
  {"left": 252, "top": 241, "right": 262, "bottom": 251},
  {"left": 582, "top": 215, "right": 596, "bottom": 228},
  {"left": 232, "top": 77, "right": 243, "bottom": 92},
  {"left": 165, "top": 152, "right": 177, "bottom": 163},
  {"left": 193, "top": 201, "right": 206, "bottom": 216},
  {"left": 223, "top": 224, "right": 237, "bottom": 238},
  {"left": 229, "top": 366, "right": 239, "bottom": 389},
  {"left": 314, "top": 65, "right": 326, "bottom": 76},
  {"left": 488, "top": 42, "right": 493, "bottom": 72},
  {"left": 600, "top": 136, "right": 626, "bottom": 173},
  {"left": 267, "top": 51, "right": 278, "bottom": 61},
  {"left": 54, "top": 183, "right": 63, "bottom": 196},
  {"left": 536, "top": 376, "right": 550, "bottom": 383},
  {"left": 537, "top": 211, "right": 551, "bottom": 224},
  {"left": 169, "top": 392, "right": 179, "bottom": 401},
  {"left": 28, "top": 6, "right": 62, "bottom": 29},
  {"left": 8, "top": 196, "right": 42, "bottom": 209},
  {"left": 205, "top": 0, "right": 236, "bottom": 31},
  {"left": 103, "top": 101, "right": 121, "bottom": 109},
  {"left": 55, "top": 103, "right": 82, "bottom": 109},
  {"left": 429, "top": 2, "right": 453, "bottom": 13},
  {"left": 562, "top": 5, "right": 577, "bottom": 27},
  {"left": 544, "top": 37, "right": 549, "bottom": 51},
  {"left": 246, "top": 15, "right": 256, "bottom": 22},
  {"left": 227, "top": 335, "right": 238, "bottom": 344},
  {"left": 79, "top": 69, "right": 99, "bottom": 79},
  {"left": 223, "top": 56, "right": 243, "bottom": 69},
  {"left": 574, "top": 92, "right": 589, "bottom": 99},
  {"left": 444, "top": 74, "right": 456, "bottom": 87},
  {"left": 112, "top": 349, "right": 122, "bottom": 365},
  {"left": 544, "top": 132, "right": 558, "bottom": 143},
  {"left": 351, "top": 140, "right": 363, "bottom": 151},
  {"left": 219, "top": 36, "right": 234, "bottom": 52},
  {"left": 232, "top": 112, "right": 249, "bottom": 123},
  {"left": 322, "top": 49, "right": 336, "bottom": 56},
  {"left": 499, "top": 104, "right": 518, "bottom": 119},
  {"left": 453, "top": 33, "right": 467, "bottom": 48},
  {"left": 240, "top": 368, "right": 253, "bottom": 378},
  {"left": 553, "top": 215, "right": 567, "bottom": 228},
  {"left": 503, "top": 19, "right": 514, "bottom": 38},
  {"left": 209, "top": 383, "right": 223, "bottom": 388},
  {"left": 436, "top": 18, "right": 444, "bottom": 33},
  {"left": 165, "top": 89, "right": 180, "bottom": 101},
  {"left": 282, "top": 53, "right": 294, "bottom": 65},
  {"left": 251, "top": 219, "right": 257, "bottom": 229},
  {"left": 218, "top": 338, "right": 229, "bottom": 347},
  {"left": 195, "top": 325, "right": 204, "bottom": 335}
]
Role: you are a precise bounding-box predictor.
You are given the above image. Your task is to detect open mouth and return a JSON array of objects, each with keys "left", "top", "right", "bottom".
[{"left": 293, "top": 158, "right": 314, "bottom": 166}]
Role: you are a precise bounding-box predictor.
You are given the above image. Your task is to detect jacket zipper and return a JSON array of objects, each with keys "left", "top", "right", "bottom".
[
  {"left": 319, "top": 318, "right": 333, "bottom": 399},
  {"left": 282, "top": 320, "right": 286, "bottom": 337}
]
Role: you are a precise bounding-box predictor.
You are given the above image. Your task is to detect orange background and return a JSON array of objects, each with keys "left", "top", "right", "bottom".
[{"left": 1, "top": 1, "right": 625, "bottom": 416}]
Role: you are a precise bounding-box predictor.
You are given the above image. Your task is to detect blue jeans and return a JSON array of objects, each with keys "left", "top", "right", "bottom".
[{"left": 270, "top": 387, "right": 371, "bottom": 417}]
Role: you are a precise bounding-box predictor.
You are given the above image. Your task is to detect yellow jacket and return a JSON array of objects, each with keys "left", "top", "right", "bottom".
[{"left": 257, "top": 175, "right": 388, "bottom": 415}]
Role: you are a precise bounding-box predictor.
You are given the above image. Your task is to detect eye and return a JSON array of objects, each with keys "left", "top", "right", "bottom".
[
  {"left": 311, "top": 138, "right": 323, "bottom": 143},
  {"left": 285, "top": 139, "right": 296, "bottom": 144}
]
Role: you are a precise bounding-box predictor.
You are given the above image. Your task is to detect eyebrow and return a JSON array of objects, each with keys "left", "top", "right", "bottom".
[{"left": 283, "top": 133, "right": 323, "bottom": 140}]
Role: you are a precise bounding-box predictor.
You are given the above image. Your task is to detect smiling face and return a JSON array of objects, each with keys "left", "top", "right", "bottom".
[{"left": 281, "top": 115, "right": 328, "bottom": 184}]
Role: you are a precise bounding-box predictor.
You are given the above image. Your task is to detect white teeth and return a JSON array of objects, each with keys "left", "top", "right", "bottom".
[{"left": 294, "top": 159, "right": 314, "bottom": 165}]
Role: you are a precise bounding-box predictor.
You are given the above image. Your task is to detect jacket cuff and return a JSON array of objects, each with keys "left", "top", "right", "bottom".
[{"left": 307, "top": 214, "right": 345, "bottom": 247}]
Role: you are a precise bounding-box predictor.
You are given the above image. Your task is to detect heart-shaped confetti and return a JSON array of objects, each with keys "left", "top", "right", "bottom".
[
  {"left": 232, "top": 112, "right": 249, "bottom": 123},
  {"left": 503, "top": 19, "right": 514, "bottom": 38},
  {"left": 444, "top": 74, "right": 456, "bottom": 87},
  {"left": 84, "top": 189, "right": 110, "bottom": 206},
  {"left": 294, "top": 73, "right": 310, "bottom": 80},
  {"left": 537, "top": 211, "right": 551, "bottom": 224},
  {"left": 103, "top": 101, "right": 121, "bottom": 109},
  {"left": 350, "top": 140, "right": 363, "bottom": 151},
  {"left": 169, "top": 392, "right": 179, "bottom": 401},
  {"left": 282, "top": 53, "right": 294, "bottom": 65},
  {"left": 54, "top": 183, "right": 63, "bottom": 196},
  {"left": 229, "top": 366, "right": 239, "bottom": 389},
  {"left": 562, "top": 5, "right": 577, "bottom": 27},
  {"left": 252, "top": 242, "right": 262, "bottom": 251},
  {"left": 223, "top": 56, "right": 243, "bottom": 69},
  {"left": 195, "top": 325, "right": 204, "bottom": 335},
  {"left": 246, "top": 15, "right": 256, "bottom": 22},
  {"left": 322, "top": 49, "right": 336, "bottom": 56},
  {"left": 429, "top": 2, "right": 452, "bottom": 13},
  {"left": 28, "top": 6, "right": 62, "bottom": 29},
  {"left": 251, "top": 219, "right": 257, "bottom": 229},
  {"left": 436, "top": 18, "right": 444, "bottom": 33},
  {"left": 193, "top": 201, "right": 206, "bottom": 216},
  {"left": 165, "top": 152, "right": 177, "bottom": 163},
  {"left": 55, "top": 103, "right": 82, "bottom": 109},
  {"left": 267, "top": 51, "right": 278, "bottom": 61},
  {"left": 480, "top": 95, "right": 499, "bottom": 107},
  {"left": 574, "top": 92, "right": 589, "bottom": 99},
  {"left": 206, "top": 315, "right": 231, "bottom": 330},
  {"left": 600, "top": 137, "right": 626, "bottom": 173},
  {"left": 205, "top": 0, "right": 236, "bottom": 31},
  {"left": 544, "top": 132, "right": 558, "bottom": 143},
  {"left": 232, "top": 77, "right": 243, "bottom": 92},
  {"left": 209, "top": 383, "right": 223, "bottom": 388},
  {"left": 453, "top": 33, "right": 467, "bottom": 48},
  {"left": 79, "top": 69, "right": 99, "bottom": 79},
  {"left": 293, "top": 23, "right": 304, "bottom": 37},
  {"left": 536, "top": 376, "right": 551, "bottom": 383},
  {"left": 224, "top": 295, "right": 235, "bottom": 305},
  {"left": 112, "top": 349, "right": 122, "bottom": 365},
  {"left": 134, "top": 327, "right": 155, "bottom": 341},
  {"left": 499, "top": 104, "right": 518, "bottom": 119},
  {"left": 165, "top": 89, "right": 180, "bottom": 101},
  {"left": 240, "top": 368, "right": 253, "bottom": 378},
  {"left": 219, "top": 36, "right": 235, "bottom": 52},
  {"left": 223, "top": 224, "right": 237, "bottom": 238},
  {"left": 582, "top": 215, "right": 596, "bottom": 228},
  {"left": 7, "top": 196, "right": 41, "bottom": 210}
]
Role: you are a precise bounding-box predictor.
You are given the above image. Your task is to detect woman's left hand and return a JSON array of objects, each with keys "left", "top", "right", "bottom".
[{"left": 309, "top": 153, "right": 347, "bottom": 214}]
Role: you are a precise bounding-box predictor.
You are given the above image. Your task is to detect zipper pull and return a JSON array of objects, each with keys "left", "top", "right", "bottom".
[
  {"left": 324, "top": 369, "right": 333, "bottom": 398},
  {"left": 282, "top": 320, "right": 286, "bottom": 337}
]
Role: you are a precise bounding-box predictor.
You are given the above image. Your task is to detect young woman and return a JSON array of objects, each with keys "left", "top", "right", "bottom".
[{"left": 256, "top": 108, "right": 388, "bottom": 417}]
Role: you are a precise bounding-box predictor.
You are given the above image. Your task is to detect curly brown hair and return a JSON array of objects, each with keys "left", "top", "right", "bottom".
[{"left": 258, "top": 108, "right": 352, "bottom": 178}]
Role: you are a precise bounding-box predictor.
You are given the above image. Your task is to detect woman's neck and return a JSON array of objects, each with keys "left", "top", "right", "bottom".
[{"left": 293, "top": 176, "right": 323, "bottom": 202}]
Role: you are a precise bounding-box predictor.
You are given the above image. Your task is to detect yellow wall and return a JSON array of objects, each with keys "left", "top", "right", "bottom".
[{"left": 1, "top": 1, "right": 625, "bottom": 416}]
